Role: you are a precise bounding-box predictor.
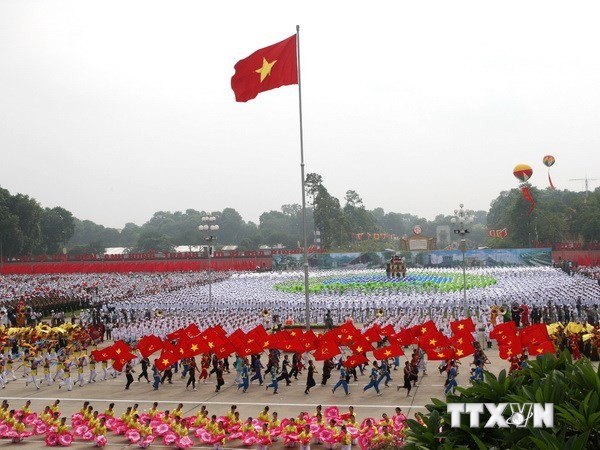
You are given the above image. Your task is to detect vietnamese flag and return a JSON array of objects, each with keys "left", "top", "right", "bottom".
[
  {"left": 362, "top": 327, "right": 382, "bottom": 345},
  {"left": 452, "top": 340, "right": 476, "bottom": 359},
  {"left": 344, "top": 354, "right": 368, "bottom": 368},
  {"left": 449, "top": 332, "right": 474, "bottom": 349},
  {"left": 334, "top": 322, "right": 360, "bottom": 345},
  {"left": 498, "top": 338, "right": 523, "bottom": 360},
  {"left": 450, "top": 318, "right": 476, "bottom": 335},
  {"left": 231, "top": 34, "right": 298, "bottom": 102},
  {"left": 137, "top": 335, "right": 163, "bottom": 358},
  {"left": 411, "top": 320, "right": 439, "bottom": 338},
  {"left": 155, "top": 349, "right": 179, "bottom": 371},
  {"left": 417, "top": 331, "right": 451, "bottom": 350},
  {"left": 426, "top": 347, "right": 455, "bottom": 361},
  {"left": 373, "top": 344, "right": 404, "bottom": 360},
  {"left": 528, "top": 340, "right": 556, "bottom": 357},
  {"left": 349, "top": 336, "right": 375, "bottom": 354}
]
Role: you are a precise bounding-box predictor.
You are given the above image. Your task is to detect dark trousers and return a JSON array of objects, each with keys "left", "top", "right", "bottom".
[
  {"left": 125, "top": 373, "right": 134, "bottom": 389},
  {"left": 161, "top": 369, "right": 172, "bottom": 383}
]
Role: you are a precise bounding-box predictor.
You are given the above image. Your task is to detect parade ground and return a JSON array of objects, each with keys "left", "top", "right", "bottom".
[{"left": 1, "top": 341, "right": 508, "bottom": 449}]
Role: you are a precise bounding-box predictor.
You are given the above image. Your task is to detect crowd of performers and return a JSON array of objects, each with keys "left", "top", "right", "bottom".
[{"left": 0, "top": 400, "right": 412, "bottom": 449}]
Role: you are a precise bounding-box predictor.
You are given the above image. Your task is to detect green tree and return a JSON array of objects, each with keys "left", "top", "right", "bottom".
[
  {"left": 134, "top": 229, "right": 173, "bottom": 253},
  {"left": 404, "top": 351, "right": 600, "bottom": 450},
  {"left": 40, "top": 206, "right": 75, "bottom": 254},
  {"left": 8, "top": 193, "right": 43, "bottom": 254}
]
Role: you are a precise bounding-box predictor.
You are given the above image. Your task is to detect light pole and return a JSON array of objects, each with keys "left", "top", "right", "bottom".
[
  {"left": 199, "top": 216, "right": 219, "bottom": 312},
  {"left": 451, "top": 204, "right": 474, "bottom": 309}
]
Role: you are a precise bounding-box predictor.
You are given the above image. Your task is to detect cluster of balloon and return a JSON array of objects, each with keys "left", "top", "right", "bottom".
[
  {"left": 543, "top": 155, "right": 556, "bottom": 189},
  {"left": 513, "top": 163, "right": 536, "bottom": 214}
]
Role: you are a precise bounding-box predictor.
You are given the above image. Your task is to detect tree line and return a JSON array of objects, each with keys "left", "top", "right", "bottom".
[{"left": 1, "top": 177, "right": 599, "bottom": 257}]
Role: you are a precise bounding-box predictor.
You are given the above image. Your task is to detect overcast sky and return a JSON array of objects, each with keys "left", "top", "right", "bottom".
[{"left": 1, "top": 1, "right": 599, "bottom": 229}]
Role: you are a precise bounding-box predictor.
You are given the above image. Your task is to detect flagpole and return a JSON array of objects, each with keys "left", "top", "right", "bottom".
[{"left": 296, "top": 25, "right": 310, "bottom": 331}]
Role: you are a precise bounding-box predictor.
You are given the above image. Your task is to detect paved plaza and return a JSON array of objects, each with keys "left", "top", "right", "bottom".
[{"left": 1, "top": 339, "right": 509, "bottom": 449}]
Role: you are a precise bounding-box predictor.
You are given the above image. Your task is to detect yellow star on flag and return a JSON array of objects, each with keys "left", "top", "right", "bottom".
[
  {"left": 191, "top": 344, "right": 198, "bottom": 352},
  {"left": 507, "top": 349, "right": 513, "bottom": 356},
  {"left": 356, "top": 346, "right": 363, "bottom": 353},
  {"left": 536, "top": 348, "right": 543, "bottom": 354},
  {"left": 255, "top": 58, "right": 277, "bottom": 82},
  {"left": 456, "top": 349, "right": 464, "bottom": 356},
  {"left": 162, "top": 359, "right": 169, "bottom": 365},
  {"left": 115, "top": 349, "right": 121, "bottom": 355},
  {"left": 429, "top": 339, "right": 437, "bottom": 346},
  {"left": 263, "top": 341, "right": 270, "bottom": 348},
  {"left": 458, "top": 324, "right": 465, "bottom": 330},
  {"left": 437, "top": 353, "right": 445, "bottom": 358},
  {"left": 384, "top": 350, "right": 391, "bottom": 356},
  {"left": 208, "top": 342, "right": 214, "bottom": 349}
]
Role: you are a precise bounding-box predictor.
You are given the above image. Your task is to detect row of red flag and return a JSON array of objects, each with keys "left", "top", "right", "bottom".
[{"left": 91, "top": 319, "right": 553, "bottom": 373}]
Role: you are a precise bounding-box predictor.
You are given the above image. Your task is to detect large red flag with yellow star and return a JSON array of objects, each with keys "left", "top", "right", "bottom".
[{"left": 231, "top": 34, "right": 298, "bottom": 102}]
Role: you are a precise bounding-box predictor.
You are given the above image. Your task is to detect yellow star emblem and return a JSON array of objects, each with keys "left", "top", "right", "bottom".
[
  {"left": 536, "top": 348, "right": 543, "bottom": 354},
  {"left": 456, "top": 350, "right": 464, "bottom": 356},
  {"left": 191, "top": 344, "right": 198, "bottom": 352},
  {"left": 384, "top": 350, "right": 391, "bottom": 356},
  {"left": 356, "top": 346, "right": 363, "bottom": 353},
  {"left": 115, "top": 349, "right": 122, "bottom": 355},
  {"left": 346, "top": 334, "right": 354, "bottom": 341},
  {"left": 458, "top": 324, "right": 465, "bottom": 330},
  {"left": 429, "top": 339, "right": 437, "bottom": 346},
  {"left": 507, "top": 349, "right": 513, "bottom": 356},
  {"left": 208, "top": 342, "right": 214, "bottom": 349},
  {"left": 457, "top": 338, "right": 464, "bottom": 344},
  {"left": 162, "top": 359, "right": 169, "bottom": 365},
  {"left": 255, "top": 58, "right": 277, "bottom": 82},
  {"left": 179, "top": 348, "right": 184, "bottom": 354},
  {"left": 421, "top": 327, "right": 427, "bottom": 334},
  {"left": 263, "top": 341, "right": 269, "bottom": 348},
  {"left": 290, "top": 331, "right": 297, "bottom": 336},
  {"left": 437, "top": 353, "right": 445, "bottom": 358}
]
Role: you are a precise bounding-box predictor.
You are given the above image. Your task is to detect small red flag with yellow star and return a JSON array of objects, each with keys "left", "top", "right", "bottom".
[{"left": 231, "top": 34, "right": 298, "bottom": 102}]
